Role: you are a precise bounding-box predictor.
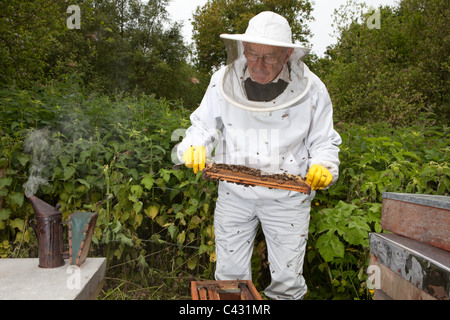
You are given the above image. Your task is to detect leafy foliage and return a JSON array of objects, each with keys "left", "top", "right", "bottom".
[
  {"left": 0, "top": 81, "right": 217, "bottom": 278},
  {"left": 305, "top": 121, "right": 449, "bottom": 299},
  {"left": 311, "top": 0, "right": 450, "bottom": 126},
  {"left": 0, "top": 0, "right": 448, "bottom": 301},
  {"left": 1, "top": 82, "right": 447, "bottom": 300},
  {"left": 0, "top": 0, "right": 204, "bottom": 108},
  {"left": 0, "top": 0, "right": 67, "bottom": 87}
]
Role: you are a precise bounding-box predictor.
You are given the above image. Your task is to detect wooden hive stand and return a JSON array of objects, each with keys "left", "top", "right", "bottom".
[{"left": 191, "top": 280, "right": 262, "bottom": 300}]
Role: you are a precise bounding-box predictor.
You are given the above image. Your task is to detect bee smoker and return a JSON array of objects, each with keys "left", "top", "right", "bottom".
[
  {"left": 28, "top": 196, "right": 98, "bottom": 268},
  {"left": 28, "top": 196, "right": 65, "bottom": 268}
]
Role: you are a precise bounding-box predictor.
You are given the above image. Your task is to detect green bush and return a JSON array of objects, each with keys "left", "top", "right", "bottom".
[
  {"left": 0, "top": 82, "right": 215, "bottom": 267},
  {"left": 312, "top": 0, "right": 450, "bottom": 126},
  {"left": 305, "top": 121, "right": 449, "bottom": 299},
  {"left": 0, "top": 83, "right": 448, "bottom": 299}
]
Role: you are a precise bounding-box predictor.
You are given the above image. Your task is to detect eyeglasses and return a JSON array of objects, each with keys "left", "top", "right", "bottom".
[{"left": 244, "top": 51, "right": 280, "bottom": 65}]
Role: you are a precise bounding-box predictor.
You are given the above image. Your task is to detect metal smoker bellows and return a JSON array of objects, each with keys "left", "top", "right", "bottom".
[
  {"left": 28, "top": 196, "right": 98, "bottom": 268},
  {"left": 29, "top": 196, "right": 65, "bottom": 268}
]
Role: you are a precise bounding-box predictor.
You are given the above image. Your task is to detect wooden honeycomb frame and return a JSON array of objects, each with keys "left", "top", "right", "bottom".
[{"left": 202, "top": 163, "right": 311, "bottom": 195}]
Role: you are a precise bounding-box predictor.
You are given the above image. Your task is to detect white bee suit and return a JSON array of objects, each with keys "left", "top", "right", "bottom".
[{"left": 176, "top": 12, "right": 341, "bottom": 299}]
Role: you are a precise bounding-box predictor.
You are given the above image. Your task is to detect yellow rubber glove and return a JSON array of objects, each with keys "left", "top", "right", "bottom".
[
  {"left": 182, "top": 146, "right": 206, "bottom": 174},
  {"left": 306, "top": 164, "right": 333, "bottom": 190}
]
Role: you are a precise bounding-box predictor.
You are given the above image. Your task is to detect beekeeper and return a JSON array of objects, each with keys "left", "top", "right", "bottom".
[{"left": 177, "top": 11, "right": 341, "bottom": 300}]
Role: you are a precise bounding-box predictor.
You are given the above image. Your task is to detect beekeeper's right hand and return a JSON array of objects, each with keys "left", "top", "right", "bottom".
[{"left": 182, "top": 146, "right": 206, "bottom": 174}]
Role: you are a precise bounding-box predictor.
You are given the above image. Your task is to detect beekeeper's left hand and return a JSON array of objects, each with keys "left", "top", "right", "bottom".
[{"left": 306, "top": 164, "right": 332, "bottom": 190}]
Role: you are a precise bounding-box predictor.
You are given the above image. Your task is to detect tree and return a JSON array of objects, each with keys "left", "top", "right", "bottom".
[
  {"left": 0, "top": 0, "right": 67, "bottom": 87},
  {"left": 319, "top": 0, "right": 449, "bottom": 125},
  {"left": 192, "top": 0, "right": 314, "bottom": 72},
  {"left": 1, "top": 0, "right": 202, "bottom": 106}
]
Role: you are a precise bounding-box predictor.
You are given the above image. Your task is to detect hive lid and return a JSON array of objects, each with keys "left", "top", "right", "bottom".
[{"left": 382, "top": 192, "right": 450, "bottom": 210}]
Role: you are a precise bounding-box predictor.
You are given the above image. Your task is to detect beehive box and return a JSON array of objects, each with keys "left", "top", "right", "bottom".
[
  {"left": 369, "top": 233, "right": 450, "bottom": 300},
  {"left": 191, "top": 280, "right": 262, "bottom": 300},
  {"left": 381, "top": 192, "right": 450, "bottom": 251},
  {"left": 369, "top": 192, "right": 450, "bottom": 300}
]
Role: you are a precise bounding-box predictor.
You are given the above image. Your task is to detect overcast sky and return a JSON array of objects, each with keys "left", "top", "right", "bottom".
[{"left": 167, "top": 0, "right": 399, "bottom": 57}]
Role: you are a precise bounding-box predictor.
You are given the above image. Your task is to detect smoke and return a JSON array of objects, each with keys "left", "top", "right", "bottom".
[
  {"left": 22, "top": 100, "right": 93, "bottom": 198},
  {"left": 23, "top": 128, "right": 60, "bottom": 198}
]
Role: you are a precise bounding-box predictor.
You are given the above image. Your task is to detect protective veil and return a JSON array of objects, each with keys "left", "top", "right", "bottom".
[
  {"left": 220, "top": 39, "right": 311, "bottom": 112},
  {"left": 176, "top": 11, "right": 341, "bottom": 299}
]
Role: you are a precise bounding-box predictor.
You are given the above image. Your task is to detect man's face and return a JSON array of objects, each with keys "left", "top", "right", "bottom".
[{"left": 243, "top": 42, "right": 294, "bottom": 85}]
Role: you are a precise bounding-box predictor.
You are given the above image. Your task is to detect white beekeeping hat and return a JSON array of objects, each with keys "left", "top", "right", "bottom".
[{"left": 220, "top": 11, "right": 309, "bottom": 51}]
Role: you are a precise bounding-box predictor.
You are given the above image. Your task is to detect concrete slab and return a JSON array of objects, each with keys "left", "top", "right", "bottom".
[{"left": 0, "top": 257, "right": 106, "bottom": 300}]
